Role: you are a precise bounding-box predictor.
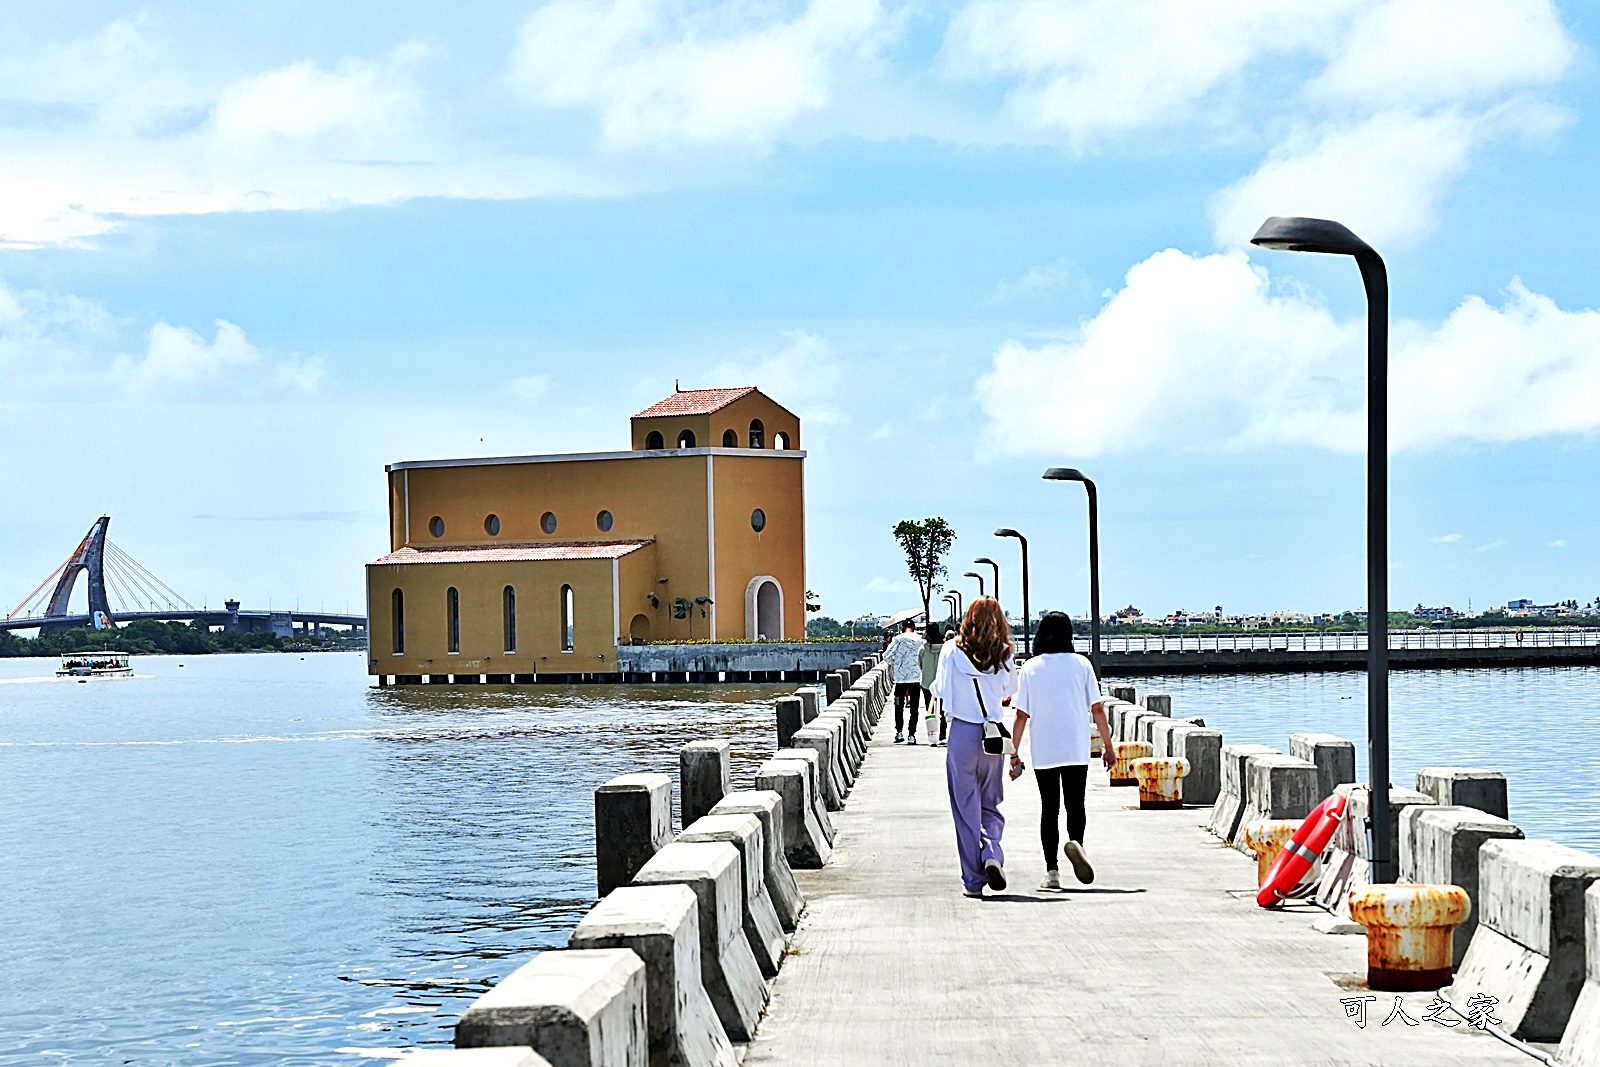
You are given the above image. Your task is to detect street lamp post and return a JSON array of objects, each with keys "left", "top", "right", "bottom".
[
  {"left": 1042, "top": 468, "right": 1101, "bottom": 676},
  {"left": 947, "top": 590, "right": 964, "bottom": 625},
  {"left": 974, "top": 557, "right": 1001, "bottom": 607},
  {"left": 964, "top": 571, "right": 985, "bottom": 598},
  {"left": 995, "top": 528, "right": 1030, "bottom": 656},
  {"left": 1250, "top": 215, "right": 1392, "bottom": 884}
]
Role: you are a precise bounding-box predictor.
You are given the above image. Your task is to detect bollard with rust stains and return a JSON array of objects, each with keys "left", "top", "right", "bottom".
[
  {"left": 1130, "top": 756, "right": 1189, "bottom": 809},
  {"left": 1109, "top": 742, "right": 1152, "bottom": 786},
  {"left": 1089, "top": 729, "right": 1102, "bottom": 757},
  {"left": 1241, "top": 820, "right": 1300, "bottom": 885},
  {"left": 1347, "top": 883, "right": 1471, "bottom": 991}
]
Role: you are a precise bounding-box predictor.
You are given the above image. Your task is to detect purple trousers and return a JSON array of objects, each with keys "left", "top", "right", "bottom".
[{"left": 946, "top": 719, "right": 1006, "bottom": 891}]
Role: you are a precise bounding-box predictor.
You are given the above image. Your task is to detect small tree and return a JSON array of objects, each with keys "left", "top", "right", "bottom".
[{"left": 892, "top": 517, "right": 955, "bottom": 623}]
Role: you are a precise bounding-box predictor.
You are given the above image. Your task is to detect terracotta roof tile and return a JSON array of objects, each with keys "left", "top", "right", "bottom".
[
  {"left": 632, "top": 386, "right": 758, "bottom": 418},
  {"left": 371, "top": 539, "right": 654, "bottom": 566}
]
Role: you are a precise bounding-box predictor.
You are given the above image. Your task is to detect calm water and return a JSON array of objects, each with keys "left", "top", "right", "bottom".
[
  {"left": 1116, "top": 668, "right": 1600, "bottom": 853},
  {"left": 0, "top": 653, "right": 781, "bottom": 1066},
  {"left": 3, "top": 655, "right": 1596, "bottom": 1065}
]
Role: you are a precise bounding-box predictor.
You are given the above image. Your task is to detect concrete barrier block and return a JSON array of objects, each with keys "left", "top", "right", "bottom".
[
  {"left": 595, "top": 773, "right": 674, "bottom": 897},
  {"left": 712, "top": 789, "right": 804, "bottom": 932},
  {"left": 847, "top": 661, "right": 864, "bottom": 682},
  {"left": 407, "top": 1050, "right": 551, "bottom": 1067},
  {"left": 1557, "top": 883, "right": 1600, "bottom": 1067},
  {"left": 794, "top": 687, "right": 819, "bottom": 723},
  {"left": 680, "top": 741, "right": 731, "bottom": 828},
  {"left": 569, "top": 884, "right": 736, "bottom": 1067},
  {"left": 806, "top": 713, "right": 852, "bottom": 790},
  {"left": 1147, "top": 718, "right": 1186, "bottom": 758},
  {"left": 1141, "top": 692, "right": 1172, "bottom": 716},
  {"left": 775, "top": 697, "right": 804, "bottom": 750},
  {"left": 773, "top": 746, "right": 835, "bottom": 844},
  {"left": 1234, "top": 754, "right": 1318, "bottom": 854},
  {"left": 821, "top": 709, "right": 861, "bottom": 776},
  {"left": 1109, "top": 684, "right": 1136, "bottom": 703},
  {"left": 1133, "top": 712, "right": 1161, "bottom": 745},
  {"left": 1450, "top": 839, "right": 1600, "bottom": 1041},
  {"left": 1205, "top": 744, "right": 1277, "bottom": 842},
  {"left": 823, "top": 672, "right": 843, "bottom": 705},
  {"left": 755, "top": 759, "right": 831, "bottom": 868},
  {"left": 1417, "top": 767, "right": 1509, "bottom": 820},
  {"left": 1401, "top": 805, "right": 1524, "bottom": 967},
  {"left": 791, "top": 727, "right": 844, "bottom": 810},
  {"left": 680, "top": 813, "right": 787, "bottom": 978},
  {"left": 1176, "top": 727, "right": 1221, "bottom": 807},
  {"left": 632, "top": 841, "right": 769, "bottom": 1043},
  {"left": 1288, "top": 732, "right": 1357, "bottom": 803},
  {"left": 456, "top": 949, "right": 648, "bottom": 1067},
  {"left": 1316, "top": 783, "right": 1436, "bottom": 917}
]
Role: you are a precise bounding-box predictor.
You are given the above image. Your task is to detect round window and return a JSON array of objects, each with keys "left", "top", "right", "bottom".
[
  {"left": 750, "top": 508, "right": 766, "bottom": 533},
  {"left": 429, "top": 516, "right": 445, "bottom": 538},
  {"left": 541, "top": 511, "right": 558, "bottom": 534},
  {"left": 484, "top": 514, "right": 501, "bottom": 536},
  {"left": 597, "top": 510, "right": 614, "bottom": 532}
]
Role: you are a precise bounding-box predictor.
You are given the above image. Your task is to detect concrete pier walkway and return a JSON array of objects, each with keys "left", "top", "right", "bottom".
[{"left": 744, "top": 717, "right": 1532, "bottom": 1066}]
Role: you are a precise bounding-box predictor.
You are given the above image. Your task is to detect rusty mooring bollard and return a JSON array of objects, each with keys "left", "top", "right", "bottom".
[
  {"left": 1240, "top": 820, "right": 1300, "bottom": 885},
  {"left": 1347, "top": 884, "right": 1471, "bottom": 991},
  {"left": 1089, "top": 729, "right": 1103, "bottom": 757},
  {"left": 1109, "top": 742, "right": 1151, "bottom": 786},
  {"left": 1130, "top": 756, "right": 1189, "bottom": 809}
]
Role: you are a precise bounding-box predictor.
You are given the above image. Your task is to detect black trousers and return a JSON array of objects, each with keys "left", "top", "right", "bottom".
[
  {"left": 893, "top": 682, "right": 922, "bottom": 734},
  {"left": 1035, "top": 764, "right": 1089, "bottom": 867}
]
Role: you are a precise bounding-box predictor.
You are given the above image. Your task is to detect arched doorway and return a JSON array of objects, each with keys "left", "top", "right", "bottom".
[
  {"left": 744, "top": 576, "right": 783, "bottom": 640},
  {"left": 629, "top": 613, "right": 652, "bottom": 642}
]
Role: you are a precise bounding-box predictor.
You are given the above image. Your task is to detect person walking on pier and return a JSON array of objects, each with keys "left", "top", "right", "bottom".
[
  {"left": 920, "top": 622, "right": 945, "bottom": 746},
  {"left": 886, "top": 619, "right": 926, "bottom": 744},
  {"left": 932, "top": 597, "right": 1017, "bottom": 896},
  {"left": 1007, "top": 612, "right": 1114, "bottom": 888}
]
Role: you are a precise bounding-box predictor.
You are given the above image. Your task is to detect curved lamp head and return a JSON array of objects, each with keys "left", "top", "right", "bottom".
[
  {"left": 963, "top": 572, "right": 981, "bottom": 579},
  {"left": 974, "top": 556, "right": 996, "bottom": 567},
  {"left": 1250, "top": 216, "right": 1373, "bottom": 257},
  {"left": 1043, "top": 467, "right": 1090, "bottom": 483},
  {"left": 994, "top": 527, "right": 1022, "bottom": 539}
]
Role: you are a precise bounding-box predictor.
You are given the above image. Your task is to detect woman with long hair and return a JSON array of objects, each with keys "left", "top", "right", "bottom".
[
  {"left": 931, "top": 597, "right": 1017, "bottom": 897},
  {"left": 1008, "top": 612, "right": 1114, "bottom": 888},
  {"left": 918, "top": 621, "right": 945, "bottom": 746}
]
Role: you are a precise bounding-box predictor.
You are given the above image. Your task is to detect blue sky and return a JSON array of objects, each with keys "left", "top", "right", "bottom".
[{"left": 2, "top": 0, "right": 1598, "bottom": 625}]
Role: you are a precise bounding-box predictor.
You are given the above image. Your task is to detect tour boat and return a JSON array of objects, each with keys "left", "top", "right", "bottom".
[{"left": 56, "top": 652, "right": 133, "bottom": 678}]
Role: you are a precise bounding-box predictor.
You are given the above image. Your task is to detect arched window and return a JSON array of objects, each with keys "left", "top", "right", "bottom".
[
  {"left": 484, "top": 514, "right": 500, "bottom": 536},
  {"left": 749, "top": 419, "right": 764, "bottom": 449},
  {"left": 503, "top": 585, "right": 517, "bottom": 653},
  {"left": 391, "top": 589, "right": 405, "bottom": 655},
  {"left": 596, "top": 510, "right": 614, "bottom": 532},
  {"left": 446, "top": 587, "right": 460, "bottom": 654},
  {"left": 751, "top": 508, "right": 767, "bottom": 533},
  {"left": 429, "top": 516, "right": 445, "bottom": 538},
  {"left": 722, "top": 428, "right": 738, "bottom": 447},
  {"left": 541, "top": 511, "right": 557, "bottom": 534},
  {"left": 561, "top": 584, "right": 575, "bottom": 652},
  {"left": 774, "top": 431, "right": 789, "bottom": 450},
  {"left": 645, "top": 430, "right": 664, "bottom": 450},
  {"left": 677, "top": 429, "right": 696, "bottom": 448}
]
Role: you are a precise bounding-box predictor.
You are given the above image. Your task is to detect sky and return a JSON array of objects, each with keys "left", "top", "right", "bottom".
[{"left": 2, "top": 0, "right": 1598, "bottom": 626}]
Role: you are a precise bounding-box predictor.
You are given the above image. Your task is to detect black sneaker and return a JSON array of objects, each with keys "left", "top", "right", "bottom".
[
  {"left": 984, "top": 859, "right": 1007, "bottom": 891},
  {"left": 893, "top": 733, "right": 904, "bottom": 744}
]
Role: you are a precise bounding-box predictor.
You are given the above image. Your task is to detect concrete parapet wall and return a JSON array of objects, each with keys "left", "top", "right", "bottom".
[
  {"left": 1205, "top": 744, "right": 1277, "bottom": 843},
  {"left": 1175, "top": 727, "right": 1222, "bottom": 807},
  {"left": 569, "top": 885, "right": 736, "bottom": 1067},
  {"left": 1140, "top": 692, "right": 1172, "bottom": 716},
  {"left": 1288, "top": 732, "right": 1356, "bottom": 802},
  {"left": 712, "top": 790, "right": 804, "bottom": 932},
  {"left": 773, "top": 747, "right": 835, "bottom": 844},
  {"left": 756, "top": 758, "right": 831, "bottom": 868},
  {"left": 794, "top": 688, "right": 819, "bottom": 723},
  {"left": 456, "top": 948, "right": 648, "bottom": 1067},
  {"left": 680, "top": 741, "right": 730, "bottom": 827},
  {"left": 790, "top": 727, "right": 844, "bottom": 810},
  {"left": 618, "top": 641, "right": 876, "bottom": 674},
  {"left": 1235, "top": 754, "right": 1318, "bottom": 854},
  {"left": 1148, "top": 718, "right": 1186, "bottom": 758},
  {"left": 1558, "top": 883, "right": 1600, "bottom": 1067},
  {"left": 595, "top": 773, "right": 674, "bottom": 898},
  {"left": 409, "top": 1049, "right": 551, "bottom": 1067},
  {"left": 1450, "top": 838, "right": 1600, "bottom": 1041},
  {"left": 1316, "top": 783, "right": 1435, "bottom": 918},
  {"left": 1416, "top": 767, "right": 1509, "bottom": 820},
  {"left": 1400, "top": 805, "right": 1524, "bottom": 968},
  {"left": 680, "top": 813, "right": 787, "bottom": 978}
]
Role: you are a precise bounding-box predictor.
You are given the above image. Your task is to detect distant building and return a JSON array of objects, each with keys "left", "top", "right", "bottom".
[
  {"left": 1507, "top": 598, "right": 1535, "bottom": 611},
  {"left": 1412, "top": 604, "right": 1458, "bottom": 620},
  {"left": 1109, "top": 605, "right": 1143, "bottom": 622},
  {"left": 366, "top": 386, "right": 805, "bottom": 679}
]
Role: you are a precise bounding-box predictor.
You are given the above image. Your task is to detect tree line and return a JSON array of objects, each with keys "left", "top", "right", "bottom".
[{"left": 0, "top": 620, "right": 364, "bottom": 657}]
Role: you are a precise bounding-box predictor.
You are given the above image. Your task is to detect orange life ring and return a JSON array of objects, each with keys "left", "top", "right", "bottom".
[{"left": 1256, "top": 792, "right": 1347, "bottom": 907}]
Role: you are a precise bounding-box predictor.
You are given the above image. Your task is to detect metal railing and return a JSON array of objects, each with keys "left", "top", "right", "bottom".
[{"left": 1102, "top": 628, "right": 1600, "bottom": 654}]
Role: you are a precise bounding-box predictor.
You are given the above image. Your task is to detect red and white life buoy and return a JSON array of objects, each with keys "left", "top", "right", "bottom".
[{"left": 1256, "top": 792, "right": 1347, "bottom": 907}]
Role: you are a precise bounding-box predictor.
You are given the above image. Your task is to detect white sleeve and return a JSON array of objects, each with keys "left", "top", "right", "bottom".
[
  {"left": 1083, "top": 659, "right": 1101, "bottom": 709},
  {"left": 1000, "top": 657, "right": 1019, "bottom": 700},
  {"left": 1012, "top": 664, "right": 1031, "bottom": 714}
]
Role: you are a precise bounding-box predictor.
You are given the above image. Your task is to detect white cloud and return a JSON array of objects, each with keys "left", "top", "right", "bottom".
[
  {"left": 709, "top": 330, "right": 846, "bottom": 425},
  {"left": 509, "top": 374, "right": 553, "bottom": 402},
  {"left": 1431, "top": 533, "right": 1464, "bottom": 544},
  {"left": 1550, "top": 539, "right": 1566, "bottom": 548},
  {"left": 1475, "top": 539, "right": 1510, "bottom": 553},
  {"left": 507, "top": 0, "right": 889, "bottom": 147},
  {"left": 976, "top": 249, "right": 1600, "bottom": 457},
  {"left": 114, "top": 320, "right": 259, "bottom": 390},
  {"left": 984, "top": 258, "right": 1088, "bottom": 306}
]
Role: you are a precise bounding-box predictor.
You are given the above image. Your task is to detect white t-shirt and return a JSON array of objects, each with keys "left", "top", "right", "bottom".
[
  {"left": 1012, "top": 652, "right": 1101, "bottom": 768},
  {"left": 931, "top": 640, "right": 1018, "bottom": 723}
]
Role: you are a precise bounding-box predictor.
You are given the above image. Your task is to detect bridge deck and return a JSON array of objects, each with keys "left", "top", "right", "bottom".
[{"left": 745, "top": 717, "right": 1530, "bottom": 1066}]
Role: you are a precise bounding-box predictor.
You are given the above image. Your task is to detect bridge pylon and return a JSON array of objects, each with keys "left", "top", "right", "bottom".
[{"left": 41, "top": 516, "right": 115, "bottom": 634}]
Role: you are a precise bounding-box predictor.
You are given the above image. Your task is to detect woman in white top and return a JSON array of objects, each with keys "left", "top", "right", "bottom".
[
  {"left": 1008, "top": 612, "right": 1114, "bottom": 889},
  {"left": 931, "top": 597, "right": 1017, "bottom": 897}
]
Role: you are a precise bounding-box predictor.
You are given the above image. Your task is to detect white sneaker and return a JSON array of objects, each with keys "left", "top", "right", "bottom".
[
  {"left": 962, "top": 887, "right": 984, "bottom": 898},
  {"left": 1039, "top": 869, "right": 1061, "bottom": 890},
  {"left": 1064, "top": 841, "right": 1095, "bottom": 884},
  {"left": 984, "top": 859, "right": 1007, "bottom": 892}
]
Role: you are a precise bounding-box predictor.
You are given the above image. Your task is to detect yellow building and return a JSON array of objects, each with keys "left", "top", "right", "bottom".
[{"left": 366, "top": 386, "right": 805, "bottom": 682}]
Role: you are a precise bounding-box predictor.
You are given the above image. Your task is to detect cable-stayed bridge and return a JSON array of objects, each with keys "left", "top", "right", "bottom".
[{"left": 2, "top": 516, "right": 366, "bottom": 637}]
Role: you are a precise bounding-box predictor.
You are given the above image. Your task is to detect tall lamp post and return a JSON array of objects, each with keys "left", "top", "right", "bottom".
[
  {"left": 1251, "top": 215, "right": 1393, "bottom": 884},
  {"left": 1042, "top": 467, "right": 1100, "bottom": 676},
  {"left": 974, "top": 557, "right": 1001, "bottom": 606},
  {"left": 995, "top": 528, "right": 1030, "bottom": 656},
  {"left": 946, "top": 591, "right": 963, "bottom": 626},
  {"left": 964, "top": 571, "right": 986, "bottom": 598}
]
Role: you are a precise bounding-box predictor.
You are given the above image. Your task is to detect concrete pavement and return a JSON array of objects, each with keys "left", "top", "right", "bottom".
[{"left": 743, "top": 717, "right": 1533, "bottom": 1067}]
